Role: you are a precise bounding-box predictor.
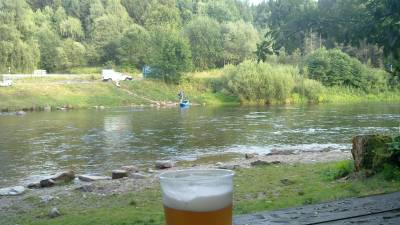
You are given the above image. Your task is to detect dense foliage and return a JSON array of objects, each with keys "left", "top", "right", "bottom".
[
  {"left": 0, "top": 0, "right": 399, "bottom": 85},
  {"left": 306, "top": 49, "right": 389, "bottom": 92}
]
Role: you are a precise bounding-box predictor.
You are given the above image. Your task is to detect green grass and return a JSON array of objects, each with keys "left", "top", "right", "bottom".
[
  {"left": 2, "top": 161, "right": 400, "bottom": 225},
  {"left": 320, "top": 86, "right": 400, "bottom": 104}
]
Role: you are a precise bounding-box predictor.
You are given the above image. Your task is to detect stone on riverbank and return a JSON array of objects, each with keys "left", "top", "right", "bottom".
[
  {"left": 112, "top": 170, "right": 128, "bottom": 179},
  {"left": 78, "top": 175, "right": 110, "bottom": 182},
  {"left": 49, "top": 208, "right": 61, "bottom": 218},
  {"left": 251, "top": 160, "right": 281, "bottom": 166},
  {"left": 40, "top": 179, "right": 56, "bottom": 188},
  {"left": 352, "top": 135, "right": 392, "bottom": 172},
  {"left": 0, "top": 186, "right": 25, "bottom": 196},
  {"left": 52, "top": 170, "right": 75, "bottom": 183},
  {"left": 218, "top": 164, "right": 240, "bottom": 170},
  {"left": 155, "top": 161, "right": 174, "bottom": 169}
]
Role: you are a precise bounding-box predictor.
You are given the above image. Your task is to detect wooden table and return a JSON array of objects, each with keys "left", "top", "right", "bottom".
[{"left": 234, "top": 192, "right": 400, "bottom": 225}]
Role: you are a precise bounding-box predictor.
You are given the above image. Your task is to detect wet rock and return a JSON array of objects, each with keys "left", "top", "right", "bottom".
[
  {"left": 155, "top": 161, "right": 174, "bottom": 169},
  {"left": 0, "top": 186, "right": 25, "bottom": 196},
  {"left": 352, "top": 135, "right": 392, "bottom": 172},
  {"left": 15, "top": 111, "right": 26, "bottom": 116},
  {"left": 130, "top": 173, "right": 147, "bottom": 179},
  {"left": 112, "top": 170, "right": 128, "bottom": 179},
  {"left": 251, "top": 160, "right": 281, "bottom": 167},
  {"left": 121, "top": 165, "right": 139, "bottom": 173},
  {"left": 245, "top": 153, "right": 257, "bottom": 159},
  {"left": 76, "top": 184, "right": 95, "bottom": 192},
  {"left": 78, "top": 175, "right": 110, "bottom": 182},
  {"left": 49, "top": 208, "right": 61, "bottom": 218},
  {"left": 147, "top": 168, "right": 156, "bottom": 173}
]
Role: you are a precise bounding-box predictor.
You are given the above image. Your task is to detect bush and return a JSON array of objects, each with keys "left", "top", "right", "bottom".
[
  {"left": 322, "top": 161, "right": 354, "bottom": 181},
  {"left": 306, "top": 49, "right": 389, "bottom": 92},
  {"left": 294, "top": 78, "right": 325, "bottom": 102},
  {"left": 381, "top": 164, "right": 400, "bottom": 181},
  {"left": 223, "top": 60, "right": 296, "bottom": 104}
]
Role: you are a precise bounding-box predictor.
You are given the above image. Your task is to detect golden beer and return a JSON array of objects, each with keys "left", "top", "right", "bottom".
[
  {"left": 164, "top": 204, "right": 232, "bottom": 225},
  {"left": 160, "top": 169, "right": 234, "bottom": 225}
]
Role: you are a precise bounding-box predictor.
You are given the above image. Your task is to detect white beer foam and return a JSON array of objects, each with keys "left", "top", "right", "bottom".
[{"left": 163, "top": 186, "right": 232, "bottom": 212}]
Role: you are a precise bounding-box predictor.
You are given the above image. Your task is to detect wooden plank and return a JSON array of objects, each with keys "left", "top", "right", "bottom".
[
  {"left": 234, "top": 192, "right": 400, "bottom": 225},
  {"left": 322, "top": 209, "right": 400, "bottom": 225}
]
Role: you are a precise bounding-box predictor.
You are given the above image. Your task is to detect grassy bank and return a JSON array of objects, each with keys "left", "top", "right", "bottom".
[
  {"left": 0, "top": 69, "right": 399, "bottom": 111},
  {"left": 2, "top": 161, "right": 400, "bottom": 225},
  {"left": 0, "top": 76, "right": 238, "bottom": 111}
]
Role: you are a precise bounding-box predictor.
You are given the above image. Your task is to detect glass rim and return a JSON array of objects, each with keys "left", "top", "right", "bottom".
[{"left": 159, "top": 169, "right": 234, "bottom": 181}]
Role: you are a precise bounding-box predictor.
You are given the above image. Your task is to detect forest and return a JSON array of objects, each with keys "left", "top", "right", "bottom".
[{"left": 0, "top": 0, "right": 399, "bottom": 88}]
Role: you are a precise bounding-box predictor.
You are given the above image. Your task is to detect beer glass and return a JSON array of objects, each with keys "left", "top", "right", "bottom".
[{"left": 159, "top": 169, "right": 234, "bottom": 225}]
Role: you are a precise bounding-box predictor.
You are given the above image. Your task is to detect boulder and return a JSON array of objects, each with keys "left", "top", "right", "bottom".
[
  {"left": 215, "top": 162, "right": 224, "bottom": 167},
  {"left": 78, "top": 175, "right": 110, "bottom": 182},
  {"left": 251, "top": 160, "right": 281, "bottom": 167},
  {"left": 52, "top": 170, "right": 75, "bottom": 183},
  {"left": 112, "top": 170, "right": 128, "bottom": 179},
  {"left": 120, "top": 165, "right": 139, "bottom": 173},
  {"left": 49, "top": 208, "right": 61, "bottom": 218},
  {"left": 155, "top": 161, "right": 174, "bottom": 170},
  {"left": 0, "top": 186, "right": 25, "bottom": 196},
  {"left": 352, "top": 135, "right": 392, "bottom": 172},
  {"left": 40, "top": 179, "right": 56, "bottom": 188}
]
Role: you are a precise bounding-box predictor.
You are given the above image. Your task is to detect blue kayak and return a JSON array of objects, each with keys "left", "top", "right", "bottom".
[{"left": 179, "top": 100, "right": 190, "bottom": 108}]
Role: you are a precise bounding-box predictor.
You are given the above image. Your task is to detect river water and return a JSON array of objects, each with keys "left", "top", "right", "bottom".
[{"left": 0, "top": 104, "right": 399, "bottom": 187}]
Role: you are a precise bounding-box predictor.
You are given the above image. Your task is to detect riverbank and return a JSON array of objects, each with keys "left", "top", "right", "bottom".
[
  {"left": 0, "top": 73, "right": 399, "bottom": 112},
  {"left": 1, "top": 151, "right": 400, "bottom": 225}
]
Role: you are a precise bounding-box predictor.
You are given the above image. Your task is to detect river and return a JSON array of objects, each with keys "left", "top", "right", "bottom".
[{"left": 0, "top": 103, "right": 399, "bottom": 187}]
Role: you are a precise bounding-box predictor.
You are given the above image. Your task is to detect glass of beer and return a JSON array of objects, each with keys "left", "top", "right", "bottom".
[{"left": 159, "top": 169, "right": 234, "bottom": 225}]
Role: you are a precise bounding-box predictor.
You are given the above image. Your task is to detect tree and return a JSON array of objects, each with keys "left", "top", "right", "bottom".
[
  {"left": 59, "top": 16, "right": 84, "bottom": 40},
  {"left": 221, "top": 20, "right": 259, "bottom": 65},
  {"left": 147, "top": 28, "right": 192, "bottom": 83},
  {"left": 184, "top": 16, "right": 222, "bottom": 70},
  {"left": 256, "top": 30, "right": 275, "bottom": 63},
  {"left": 117, "top": 24, "right": 150, "bottom": 68}
]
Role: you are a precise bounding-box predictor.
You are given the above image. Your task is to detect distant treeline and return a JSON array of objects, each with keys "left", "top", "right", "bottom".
[{"left": 0, "top": 0, "right": 399, "bottom": 83}]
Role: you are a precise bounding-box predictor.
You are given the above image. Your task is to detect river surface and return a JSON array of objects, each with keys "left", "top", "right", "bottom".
[{"left": 0, "top": 104, "right": 399, "bottom": 187}]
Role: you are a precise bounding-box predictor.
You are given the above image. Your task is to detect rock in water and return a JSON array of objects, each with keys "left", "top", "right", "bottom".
[
  {"left": 352, "top": 135, "right": 393, "bottom": 172},
  {"left": 78, "top": 175, "right": 110, "bottom": 182},
  {"left": 155, "top": 161, "right": 174, "bottom": 169},
  {"left": 112, "top": 170, "right": 128, "bottom": 179},
  {"left": 49, "top": 208, "right": 61, "bottom": 218},
  {"left": 0, "top": 186, "right": 25, "bottom": 196}
]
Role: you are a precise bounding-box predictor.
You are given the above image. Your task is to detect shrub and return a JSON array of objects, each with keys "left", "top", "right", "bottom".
[
  {"left": 306, "top": 48, "right": 389, "bottom": 92},
  {"left": 223, "top": 60, "right": 296, "bottom": 104},
  {"left": 322, "top": 160, "right": 354, "bottom": 181},
  {"left": 294, "top": 78, "right": 325, "bottom": 102},
  {"left": 381, "top": 164, "right": 400, "bottom": 181}
]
